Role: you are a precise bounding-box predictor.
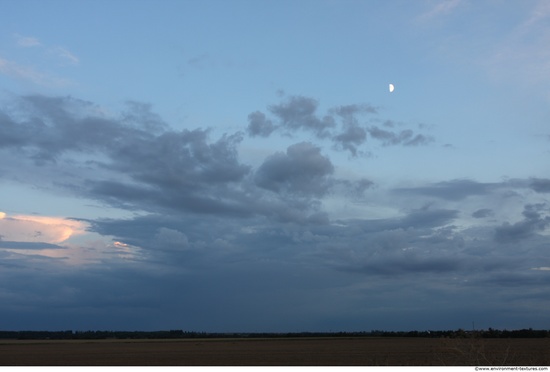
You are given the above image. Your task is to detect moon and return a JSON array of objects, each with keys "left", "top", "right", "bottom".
[{"left": 389, "top": 83, "right": 395, "bottom": 93}]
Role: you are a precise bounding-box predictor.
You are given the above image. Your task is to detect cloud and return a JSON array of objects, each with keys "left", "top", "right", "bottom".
[
  {"left": 86, "top": 129, "right": 254, "bottom": 217},
  {"left": 14, "top": 34, "right": 41, "bottom": 47},
  {"left": 0, "top": 213, "right": 87, "bottom": 244},
  {"left": 352, "top": 254, "right": 461, "bottom": 276},
  {"left": 269, "top": 96, "right": 335, "bottom": 138},
  {"left": 87, "top": 204, "right": 462, "bottom": 279},
  {"left": 350, "top": 207, "right": 459, "bottom": 234},
  {"left": 0, "top": 241, "right": 63, "bottom": 250},
  {"left": 472, "top": 208, "right": 494, "bottom": 218},
  {"left": 121, "top": 101, "right": 168, "bottom": 133},
  {"left": 154, "top": 227, "right": 190, "bottom": 251},
  {"left": 418, "top": 0, "right": 462, "bottom": 21},
  {"left": 524, "top": 0, "right": 550, "bottom": 27},
  {"left": 13, "top": 33, "right": 79, "bottom": 65},
  {"left": 412, "top": 1, "right": 550, "bottom": 92},
  {"left": 0, "top": 95, "right": 131, "bottom": 163},
  {"left": 0, "top": 212, "right": 99, "bottom": 264},
  {"left": 0, "top": 57, "right": 73, "bottom": 87},
  {"left": 247, "top": 95, "right": 430, "bottom": 156},
  {"left": 394, "top": 179, "right": 499, "bottom": 201},
  {"left": 477, "top": 0, "right": 550, "bottom": 86},
  {"left": 2, "top": 35, "right": 79, "bottom": 88},
  {"left": 530, "top": 178, "right": 550, "bottom": 193},
  {"left": 330, "top": 104, "right": 378, "bottom": 117},
  {"left": 2, "top": 92, "right": 550, "bottom": 332},
  {"left": 247, "top": 111, "right": 276, "bottom": 137},
  {"left": 367, "top": 126, "right": 434, "bottom": 147},
  {"left": 398, "top": 207, "right": 459, "bottom": 230},
  {"left": 254, "top": 142, "right": 334, "bottom": 197},
  {"left": 332, "top": 122, "right": 367, "bottom": 156},
  {"left": 494, "top": 203, "right": 550, "bottom": 243},
  {"left": 52, "top": 46, "right": 79, "bottom": 65},
  {"left": 187, "top": 52, "right": 210, "bottom": 67},
  {"left": 332, "top": 178, "right": 374, "bottom": 198},
  {"left": 1, "top": 95, "right": 356, "bottom": 225}
]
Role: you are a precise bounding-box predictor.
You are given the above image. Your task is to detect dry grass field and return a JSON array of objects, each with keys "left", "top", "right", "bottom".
[{"left": 0, "top": 337, "right": 549, "bottom": 366}]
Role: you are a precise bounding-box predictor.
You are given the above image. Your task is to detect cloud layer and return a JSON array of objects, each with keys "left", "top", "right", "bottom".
[{"left": 1, "top": 93, "right": 549, "bottom": 331}]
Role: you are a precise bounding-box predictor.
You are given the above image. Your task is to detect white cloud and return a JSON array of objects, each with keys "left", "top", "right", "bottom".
[
  {"left": 4, "top": 34, "right": 79, "bottom": 87},
  {"left": 0, "top": 212, "right": 137, "bottom": 265},
  {"left": 52, "top": 46, "right": 79, "bottom": 65},
  {"left": 0, "top": 57, "right": 74, "bottom": 87},
  {"left": 13, "top": 33, "right": 79, "bottom": 64},
  {"left": 0, "top": 213, "right": 87, "bottom": 244},
  {"left": 417, "top": 0, "right": 463, "bottom": 22},
  {"left": 14, "top": 33, "right": 41, "bottom": 47},
  {"left": 523, "top": 0, "right": 550, "bottom": 28},
  {"left": 482, "top": 1, "right": 550, "bottom": 86}
]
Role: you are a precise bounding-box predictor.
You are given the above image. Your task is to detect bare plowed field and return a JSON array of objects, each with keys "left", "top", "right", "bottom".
[{"left": 0, "top": 337, "right": 548, "bottom": 366}]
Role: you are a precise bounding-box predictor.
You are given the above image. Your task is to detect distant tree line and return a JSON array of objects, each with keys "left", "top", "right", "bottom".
[{"left": 0, "top": 328, "right": 548, "bottom": 340}]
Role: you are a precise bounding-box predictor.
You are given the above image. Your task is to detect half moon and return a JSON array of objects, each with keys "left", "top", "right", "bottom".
[{"left": 389, "top": 83, "right": 394, "bottom": 93}]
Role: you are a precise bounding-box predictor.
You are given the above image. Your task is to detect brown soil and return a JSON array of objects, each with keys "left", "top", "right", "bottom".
[{"left": 0, "top": 337, "right": 548, "bottom": 366}]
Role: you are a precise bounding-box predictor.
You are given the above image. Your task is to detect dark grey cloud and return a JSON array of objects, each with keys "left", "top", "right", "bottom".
[
  {"left": 394, "top": 179, "right": 498, "bottom": 201},
  {"left": 332, "top": 178, "right": 374, "bottom": 198},
  {"left": 269, "top": 96, "right": 335, "bottom": 138},
  {"left": 330, "top": 103, "right": 378, "bottom": 117},
  {"left": 329, "top": 104, "right": 377, "bottom": 156},
  {"left": 87, "top": 204, "right": 462, "bottom": 277},
  {"left": 247, "top": 111, "right": 275, "bottom": 137},
  {"left": 110, "top": 129, "right": 249, "bottom": 186},
  {"left": 100, "top": 129, "right": 251, "bottom": 209},
  {"left": 121, "top": 101, "right": 168, "bottom": 133},
  {"left": 398, "top": 207, "right": 459, "bottom": 230},
  {"left": 352, "top": 254, "right": 461, "bottom": 275},
  {"left": 77, "top": 203, "right": 550, "bottom": 310},
  {"left": 2, "top": 95, "right": 345, "bottom": 223},
  {"left": 0, "top": 111, "right": 28, "bottom": 147},
  {"left": 472, "top": 208, "right": 494, "bottom": 218},
  {"left": 495, "top": 203, "right": 550, "bottom": 243},
  {"left": 0, "top": 241, "right": 64, "bottom": 250},
  {"left": 3, "top": 210, "right": 547, "bottom": 332},
  {"left": 255, "top": 142, "right": 334, "bottom": 197},
  {"left": 479, "top": 271, "right": 550, "bottom": 288},
  {"left": 332, "top": 122, "right": 367, "bottom": 156},
  {"left": 81, "top": 128, "right": 256, "bottom": 218},
  {"left": 246, "top": 95, "right": 431, "bottom": 156},
  {"left": 351, "top": 207, "right": 459, "bottom": 234},
  {"left": 0, "top": 95, "right": 148, "bottom": 163},
  {"left": 0, "top": 95, "right": 265, "bottom": 218},
  {"left": 367, "top": 126, "right": 434, "bottom": 146},
  {"left": 530, "top": 178, "right": 550, "bottom": 193}
]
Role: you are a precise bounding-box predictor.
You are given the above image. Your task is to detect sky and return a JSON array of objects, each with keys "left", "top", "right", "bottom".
[{"left": 1, "top": 0, "right": 550, "bottom": 332}]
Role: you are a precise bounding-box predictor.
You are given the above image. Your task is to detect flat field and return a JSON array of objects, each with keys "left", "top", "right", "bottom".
[{"left": 0, "top": 337, "right": 549, "bottom": 366}]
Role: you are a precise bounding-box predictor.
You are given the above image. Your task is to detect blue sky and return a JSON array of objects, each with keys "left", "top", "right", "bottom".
[{"left": 1, "top": 0, "right": 550, "bottom": 332}]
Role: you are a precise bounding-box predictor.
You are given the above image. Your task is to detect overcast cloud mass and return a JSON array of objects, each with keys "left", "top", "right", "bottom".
[{"left": 1, "top": 0, "right": 550, "bottom": 332}]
